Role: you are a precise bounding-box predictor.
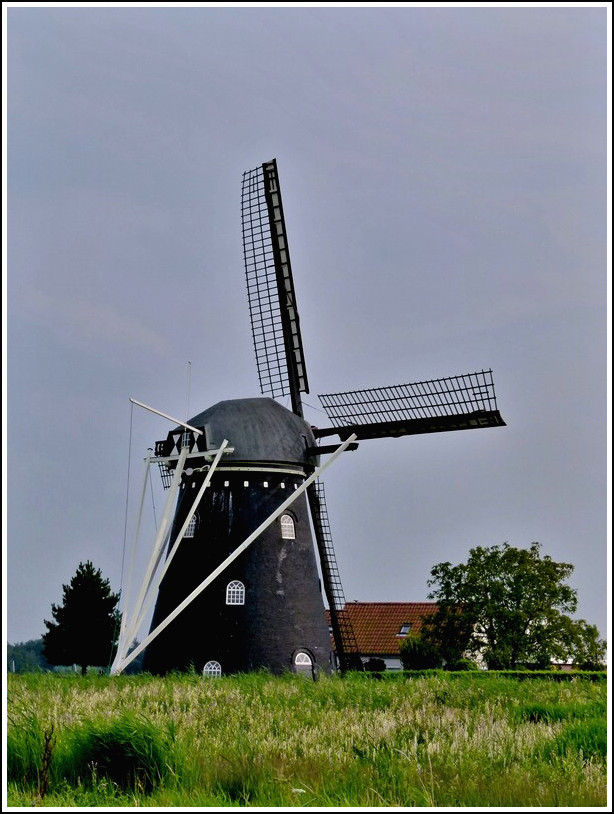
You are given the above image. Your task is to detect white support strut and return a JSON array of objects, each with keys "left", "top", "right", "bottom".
[
  {"left": 115, "top": 448, "right": 154, "bottom": 665},
  {"left": 127, "top": 441, "right": 230, "bottom": 639},
  {"left": 129, "top": 397, "right": 203, "bottom": 436},
  {"left": 112, "top": 444, "right": 190, "bottom": 672},
  {"left": 111, "top": 433, "right": 357, "bottom": 674}
]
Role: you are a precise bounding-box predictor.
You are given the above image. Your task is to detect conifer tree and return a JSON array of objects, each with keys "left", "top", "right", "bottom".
[{"left": 42, "top": 561, "right": 121, "bottom": 675}]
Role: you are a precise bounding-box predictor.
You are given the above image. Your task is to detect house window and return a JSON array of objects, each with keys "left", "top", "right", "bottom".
[
  {"left": 202, "top": 660, "right": 222, "bottom": 677},
  {"left": 397, "top": 623, "right": 412, "bottom": 637},
  {"left": 226, "top": 580, "right": 245, "bottom": 605},
  {"left": 280, "top": 514, "right": 295, "bottom": 539},
  {"left": 184, "top": 513, "right": 198, "bottom": 538}
]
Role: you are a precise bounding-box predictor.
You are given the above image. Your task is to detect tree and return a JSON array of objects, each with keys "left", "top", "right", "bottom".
[
  {"left": 565, "top": 619, "right": 607, "bottom": 670},
  {"left": 7, "top": 639, "right": 50, "bottom": 673},
  {"left": 398, "top": 630, "right": 442, "bottom": 670},
  {"left": 419, "top": 603, "right": 477, "bottom": 668},
  {"left": 42, "top": 561, "right": 121, "bottom": 675},
  {"left": 423, "top": 542, "right": 601, "bottom": 670}
]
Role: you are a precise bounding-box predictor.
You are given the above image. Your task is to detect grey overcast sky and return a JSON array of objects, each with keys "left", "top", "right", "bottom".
[{"left": 4, "top": 3, "right": 610, "bottom": 649}]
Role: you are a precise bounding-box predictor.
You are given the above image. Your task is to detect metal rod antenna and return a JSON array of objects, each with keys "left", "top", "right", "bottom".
[
  {"left": 112, "top": 433, "right": 357, "bottom": 674},
  {"left": 185, "top": 361, "right": 192, "bottom": 422},
  {"left": 129, "top": 398, "right": 203, "bottom": 435}
]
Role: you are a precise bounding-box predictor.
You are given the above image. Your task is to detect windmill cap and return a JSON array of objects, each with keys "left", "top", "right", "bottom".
[{"left": 186, "top": 397, "right": 317, "bottom": 465}]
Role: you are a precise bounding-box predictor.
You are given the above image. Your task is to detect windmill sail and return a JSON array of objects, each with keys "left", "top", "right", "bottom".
[
  {"left": 316, "top": 369, "right": 505, "bottom": 440},
  {"left": 307, "top": 480, "right": 363, "bottom": 672},
  {"left": 242, "top": 159, "right": 361, "bottom": 671},
  {"left": 242, "top": 160, "right": 309, "bottom": 416}
]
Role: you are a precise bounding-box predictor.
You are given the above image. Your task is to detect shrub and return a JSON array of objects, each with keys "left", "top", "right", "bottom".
[
  {"left": 363, "top": 658, "right": 386, "bottom": 672},
  {"left": 444, "top": 658, "right": 479, "bottom": 671},
  {"left": 57, "top": 713, "right": 173, "bottom": 793},
  {"left": 399, "top": 632, "right": 442, "bottom": 669}
]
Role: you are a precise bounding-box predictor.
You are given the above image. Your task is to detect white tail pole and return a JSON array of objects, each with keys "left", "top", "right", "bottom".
[
  {"left": 129, "top": 397, "right": 203, "bottom": 435},
  {"left": 129, "top": 441, "right": 229, "bottom": 637},
  {"left": 116, "top": 444, "right": 189, "bottom": 667},
  {"left": 115, "top": 448, "right": 154, "bottom": 664},
  {"left": 122, "top": 527, "right": 171, "bottom": 656},
  {"left": 112, "top": 434, "right": 357, "bottom": 674}
]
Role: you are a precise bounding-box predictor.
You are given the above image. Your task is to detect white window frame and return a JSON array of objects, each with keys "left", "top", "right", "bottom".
[
  {"left": 202, "top": 660, "right": 222, "bottom": 677},
  {"left": 280, "top": 514, "right": 296, "bottom": 540},
  {"left": 183, "top": 512, "right": 198, "bottom": 538},
  {"left": 294, "top": 652, "right": 312, "bottom": 666},
  {"left": 226, "top": 580, "right": 245, "bottom": 605}
]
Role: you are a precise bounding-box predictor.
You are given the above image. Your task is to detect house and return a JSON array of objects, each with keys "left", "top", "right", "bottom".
[{"left": 327, "top": 601, "right": 438, "bottom": 671}]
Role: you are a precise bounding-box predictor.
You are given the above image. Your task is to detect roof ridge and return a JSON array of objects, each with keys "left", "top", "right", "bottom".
[{"left": 343, "top": 600, "right": 435, "bottom": 605}]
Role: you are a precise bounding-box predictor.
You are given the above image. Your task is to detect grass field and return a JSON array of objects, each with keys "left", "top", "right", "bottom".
[{"left": 5, "top": 670, "right": 608, "bottom": 807}]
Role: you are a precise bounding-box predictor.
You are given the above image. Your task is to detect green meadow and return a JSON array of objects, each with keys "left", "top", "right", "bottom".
[{"left": 6, "top": 670, "right": 607, "bottom": 808}]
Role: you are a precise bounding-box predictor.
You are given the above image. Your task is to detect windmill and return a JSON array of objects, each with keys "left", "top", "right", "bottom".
[{"left": 111, "top": 159, "right": 505, "bottom": 677}]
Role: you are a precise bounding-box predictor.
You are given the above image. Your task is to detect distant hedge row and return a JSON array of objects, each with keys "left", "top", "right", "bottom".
[{"left": 361, "top": 669, "right": 607, "bottom": 682}]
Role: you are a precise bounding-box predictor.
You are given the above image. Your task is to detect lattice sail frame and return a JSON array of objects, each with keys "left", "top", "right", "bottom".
[
  {"left": 316, "top": 369, "right": 505, "bottom": 440},
  {"left": 241, "top": 160, "right": 308, "bottom": 413}
]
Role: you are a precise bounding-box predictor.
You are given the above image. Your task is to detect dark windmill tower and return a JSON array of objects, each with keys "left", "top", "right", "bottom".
[{"left": 113, "top": 160, "right": 505, "bottom": 677}]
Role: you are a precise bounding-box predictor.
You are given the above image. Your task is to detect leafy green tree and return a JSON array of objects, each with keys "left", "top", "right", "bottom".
[
  {"left": 42, "top": 561, "right": 121, "bottom": 675},
  {"left": 423, "top": 542, "right": 598, "bottom": 670},
  {"left": 399, "top": 630, "right": 442, "bottom": 669},
  {"left": 419, "top": 602, "right": 477, "bottom": 668},
  {"left": 7, "top": 639, "right": 50, "bottom": 673},
  {"left": 565, "top": 619, "right": 607, "bottom": 670}
]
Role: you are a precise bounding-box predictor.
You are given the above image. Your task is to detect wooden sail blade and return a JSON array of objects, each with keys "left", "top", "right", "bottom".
[
  {"left": 315, "top": 369, "right": 505, "bottom": 440},
  {"left": 241, "top": 159, "right": 309, "bottom": 415},
  {"left": 313, "top": 410, "right": 505, "bottom": 441}
]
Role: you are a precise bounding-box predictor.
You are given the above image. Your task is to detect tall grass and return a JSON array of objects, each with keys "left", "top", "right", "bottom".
[{"left": 6, "top": 670, "right": 607, "bottom": 807}]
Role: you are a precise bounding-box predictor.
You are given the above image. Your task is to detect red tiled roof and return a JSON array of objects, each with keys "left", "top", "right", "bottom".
[{"left": 327, "top": 602, "right": 438, "bottom": 656}]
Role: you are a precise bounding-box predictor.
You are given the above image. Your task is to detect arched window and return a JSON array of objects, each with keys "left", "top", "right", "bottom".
[
  {"left": 226, "top": 580, "right": 245, "bottom": 605},
  {"left": 294, "top": 652, "right": 312, "bottom": 666},
  {"left": 183, "top": 512, "right": 198, "bottom": 538},
  {"left": 280, "top": 514, "right": 295, "bottom": 540},
  {"left": 202, "top": 660, "right": 222, "bottom": 677}
]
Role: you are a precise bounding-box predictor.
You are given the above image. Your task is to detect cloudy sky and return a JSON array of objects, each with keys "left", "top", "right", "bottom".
[{"left": 5, "top": 3, "right": 609, "bottom": 650}]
